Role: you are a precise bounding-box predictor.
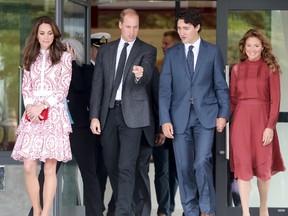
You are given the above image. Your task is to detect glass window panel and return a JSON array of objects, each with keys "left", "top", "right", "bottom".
[
  {"left": 61, "top": 1, "right": 86, "bottom": 213},
  {"left": 61, "top": 161, "right": 84, "bottom": 210},
  {"left": 0, "top": 164, "right": 43, "bottom": 216},
  {"left": 63, "top": 0, "right": 85, "bottom": 43},
  {"left": 0, "top": 1, "right": 56, "bottom": 215},
  {"left": 0, "top": 0, "right": 55, "bottom": 152}
]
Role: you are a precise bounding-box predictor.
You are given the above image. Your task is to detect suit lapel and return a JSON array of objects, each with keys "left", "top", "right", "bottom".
[
  {"left": 123, "top": 38, "right": 142, "bottom": 81},
  {"left": 178, "top": 44, "right": 192, "bottom": 80},
  {"left": 109, "top": 40, "right": 120, "bottom": 87},
  {"left": 192, "top": 40, "right": 207, "bottom": 82}
]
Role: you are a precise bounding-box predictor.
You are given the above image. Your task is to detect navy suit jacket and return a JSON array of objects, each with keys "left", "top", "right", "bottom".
[
  {"left": 159, "top": 39, "right": 230, "bottom": 133},
  {"left": 90, "top": 38, "right": 157, "bottom": 130}
]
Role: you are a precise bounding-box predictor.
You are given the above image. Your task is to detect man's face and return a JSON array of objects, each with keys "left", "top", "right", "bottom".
[
  {"left": 119, "top": 14, "right": 139, "bottom": 42},
  {"left": 177, "top": 19, "right": 200, "bottom": 44},
  {"left": 161, "top": 35, "right": 176, "bottom": 54}
]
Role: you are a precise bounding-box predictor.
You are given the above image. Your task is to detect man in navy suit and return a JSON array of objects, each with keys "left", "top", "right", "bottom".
[
  {"left": 159, "top": 8, "right": 230, "bottom": 216},
  {"left": 90, "top": 8, "right": 156, "bottom": 216}
]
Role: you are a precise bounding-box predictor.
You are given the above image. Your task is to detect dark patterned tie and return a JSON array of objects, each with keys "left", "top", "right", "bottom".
[
  {"left": 109, "top": 42, "right": 129, "bottom": 108},
  {"left": 187, "top": 45, "right": 194, "bottom": 79}
]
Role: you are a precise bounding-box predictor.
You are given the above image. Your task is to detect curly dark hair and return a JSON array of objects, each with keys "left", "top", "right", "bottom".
[{"left": 22, "top": 16, "right": 66, "bottom": 71}]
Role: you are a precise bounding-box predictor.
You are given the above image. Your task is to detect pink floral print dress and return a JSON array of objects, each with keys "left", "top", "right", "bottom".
[{"left": 11, "top": 50, "right": 73, "bottom": 162}]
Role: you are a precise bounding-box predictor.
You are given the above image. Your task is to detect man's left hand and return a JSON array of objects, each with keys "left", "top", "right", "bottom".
[{"left": 216, "top": 117, "right": 227, "bottom": 132}]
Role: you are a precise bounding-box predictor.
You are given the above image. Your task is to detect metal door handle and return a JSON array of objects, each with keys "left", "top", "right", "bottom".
[{"left": 225, "top": 64, "right": 230, "bottom": 160}]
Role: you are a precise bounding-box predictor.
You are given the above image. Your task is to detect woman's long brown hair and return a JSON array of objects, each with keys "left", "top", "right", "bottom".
[{"left": 22, "top": 16, "right": 66, "bottom": 71}]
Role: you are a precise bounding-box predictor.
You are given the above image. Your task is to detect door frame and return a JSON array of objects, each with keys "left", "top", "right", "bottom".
[{"left": 216, "top": 0, "right": 288, "bottom": 215}]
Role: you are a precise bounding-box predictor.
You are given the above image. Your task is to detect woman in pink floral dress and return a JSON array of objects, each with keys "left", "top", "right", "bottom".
[{"left": 11, "top": 16, "right": 72, "bottom": 216}]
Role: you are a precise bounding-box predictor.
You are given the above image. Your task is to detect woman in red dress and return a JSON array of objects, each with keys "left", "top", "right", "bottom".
[{"left": 229, "top": 29, "right": 286, "bottom": 216}]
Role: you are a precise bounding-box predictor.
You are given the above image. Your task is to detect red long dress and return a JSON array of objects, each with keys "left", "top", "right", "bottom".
[{"left": 229, "top": 59, "right": 286, "bottom": 181}]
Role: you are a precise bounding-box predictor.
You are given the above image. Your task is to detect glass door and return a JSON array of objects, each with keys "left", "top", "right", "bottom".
[
  {"left": 58, "top": 1, "right": 88, "bottom": 215},
  {"left": 216, "top": 0, "right": 288, "bottom": 215}
]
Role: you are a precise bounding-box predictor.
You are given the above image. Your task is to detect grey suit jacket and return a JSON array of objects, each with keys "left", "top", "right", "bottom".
[
  {"left": 90, "top": 38, "right": 157, "bottom": 130},
  {"left": 143, "top": 68, "right": 161, "bottom": 146}
]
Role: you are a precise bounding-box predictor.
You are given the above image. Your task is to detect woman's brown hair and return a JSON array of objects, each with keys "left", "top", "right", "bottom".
[
  {"left": 22, "top": 16, "right": 66, "bottom": 71},
  {"left": 238, "top": 28, "right": 281, "bottom": 73}
]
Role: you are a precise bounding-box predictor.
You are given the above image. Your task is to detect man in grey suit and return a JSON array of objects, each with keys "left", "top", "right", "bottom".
[
  {"left": 159, "top": 8, "right": 230, "bottom": 216},
  {"left": 90, "top": 8, "right": 157, "bottom": 216}
]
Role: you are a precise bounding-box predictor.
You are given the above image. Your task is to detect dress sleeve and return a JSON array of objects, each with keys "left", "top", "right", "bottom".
[
  {"left": 22, "top": 69, "right": 35, "bottom": 107},
  {"left": 46, "top": 52, "right": 72, "bottom": 106},
  {"left": 266, "top": 70, "right": 280, "bottom": 129},
  {"left": 229, "top": 65, "right": 238, "bottom": 115}
]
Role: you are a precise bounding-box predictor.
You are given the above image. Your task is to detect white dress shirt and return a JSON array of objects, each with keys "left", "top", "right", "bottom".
[
  {"left": 185, "top": 37, "right": 201, "bottom": 71},
  {"left": 115, "top": 37, "right": 135, "bottom": 101}
]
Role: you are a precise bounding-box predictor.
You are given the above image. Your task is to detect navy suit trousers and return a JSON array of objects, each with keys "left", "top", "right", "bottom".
[{"left": 173, "top": 106, "right": 215, "bottom": 216}]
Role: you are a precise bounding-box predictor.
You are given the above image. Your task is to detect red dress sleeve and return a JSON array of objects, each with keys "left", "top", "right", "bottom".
[
  {"left": 266, "top": 71, "right": 280, "bottom": 129},
  {"left": 229, "top": 65, "right": 238, "bottom": 115}
]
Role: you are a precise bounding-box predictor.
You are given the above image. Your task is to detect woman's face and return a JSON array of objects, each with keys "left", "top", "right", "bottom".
[
  {"left": 244, "top": 36, "right": 263, "bottom": 61},
  {"left": 37, "top": 23, "right": 54, "bottom": 50}
]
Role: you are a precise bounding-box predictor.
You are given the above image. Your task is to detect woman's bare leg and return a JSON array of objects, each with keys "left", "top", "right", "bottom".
[
  {"left": 238, "top": 179, "right": 251, "bottom": 216},
  {"left": 24, "top": 159, "right": 42, "bottom": 216},
  {"left": 257, "top": 178, "right": 270, "bottom": 216},
  {"left": 41, "top": 159, "right": 57, "bottom": 216}
]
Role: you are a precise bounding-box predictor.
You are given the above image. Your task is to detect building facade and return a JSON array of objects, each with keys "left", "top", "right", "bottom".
[{"left": 0, "top": 0, "right": 287, "bottom": 215}]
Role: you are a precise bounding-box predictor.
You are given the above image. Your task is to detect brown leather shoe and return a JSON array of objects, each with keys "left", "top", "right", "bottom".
[
  {"left": 200, "top": 214, "right": 211, "bottom": 216},
  {"left": 158, "top": 213, "right": 166, "bottom": 216}
]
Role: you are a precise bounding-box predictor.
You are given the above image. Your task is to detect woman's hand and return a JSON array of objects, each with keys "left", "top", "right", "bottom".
[
  {"left": 26, "top": 104, "right": 45, "bottom": 122},
  {"left": 262, "top": 128, "right": 274, "bottom": 146},
  {"left": 66, "top": 43, "right": 75, "bottom": 60}
]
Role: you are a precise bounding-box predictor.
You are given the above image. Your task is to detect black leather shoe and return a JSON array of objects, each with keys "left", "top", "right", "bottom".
[{"left": 107, "top": 211, "right": 115, "bottom": 216}]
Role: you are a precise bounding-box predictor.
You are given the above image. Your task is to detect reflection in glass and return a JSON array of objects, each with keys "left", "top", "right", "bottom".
[
  {"left": 61, "top": 0, "right": 86, "bottom": 211},
  {"left": 63, "top": 0, "right": 85, "bottom": 43},
  {"left": 62, "top": 160, "right": 83, "bottom": 206}
]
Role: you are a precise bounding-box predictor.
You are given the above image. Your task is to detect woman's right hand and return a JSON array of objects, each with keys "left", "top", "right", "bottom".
[
  {"left": 262, "top": 128, "right": 274, "bottom": 146},
  {"left": 26, "top": 104, "right": 43, "bottom": 123}
]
